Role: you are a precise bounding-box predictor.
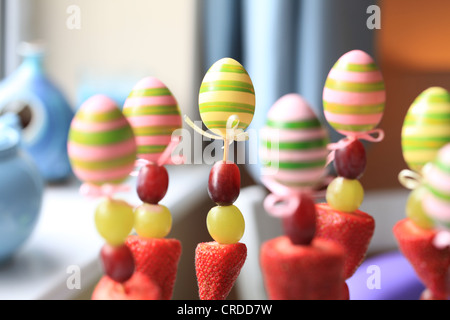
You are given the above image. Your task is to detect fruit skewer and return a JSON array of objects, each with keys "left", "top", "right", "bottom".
[
  {"left": 67, "top": 95, "right": 160, "bottom": 299},
  {"left": 314, "top": 50, "right": 385, "bottom": 290},
  {"left": 89, "top": 77, "right": 183, "bottom": 300},
  {"left": 259, "top": 93, "right": 346, "bottom": 300},
  {"left": 186, "top": 57, "right": 255, "bottom": 300},
  {"left": 395, "top": 91, "right": 450, "bottom": 300},
  {"left": 121, "top": 77, "right": 183, "bottom": 300}
]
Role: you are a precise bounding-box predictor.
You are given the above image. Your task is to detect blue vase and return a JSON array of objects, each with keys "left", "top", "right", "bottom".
[
  {"left": 0, "top": 113, "right": 43, "bottom": 263},
  {"left": 0, "top": 42, "right": 74, "bottom": 182}
]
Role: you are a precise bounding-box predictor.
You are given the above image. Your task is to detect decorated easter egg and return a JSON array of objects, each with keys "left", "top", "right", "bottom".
[
  {"left": 260, "top": 93, "right": 329, "bottom": 189},
  {"left": 68, "top": 95, "right": 137, "bottom": 185},
  {"left": 422, "top": 143, "right": 450, "bottom": 229},
  {"left": 401, "top": 87, "right": 450, "bottom": 173},
  {"left": 123, "top": 77, "right": 182, "bottom": 163},
  {"left": 323, "top": 50, "right": 385, "bottom": 136},
  {"left": 199, "top": 58, "right": 255, "bottom": 137}
]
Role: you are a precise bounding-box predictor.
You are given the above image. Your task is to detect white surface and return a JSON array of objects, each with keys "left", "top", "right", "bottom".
[
  {"left": 235, "top": 185, "right": 410, "bottom": 300},
  {"left": 0, "top": 164, "right": 210, "bottom": 300}
]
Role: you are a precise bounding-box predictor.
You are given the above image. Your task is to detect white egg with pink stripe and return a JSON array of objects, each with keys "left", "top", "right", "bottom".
[
  {"left": 260, "top": 93, "right": 329, "bottom": 189},
  {"left": 323, "top": 50, "right": 385, "bottom": 136},
  {"left": 123, "top": 77, "right": 182, "bottom": 163},
  {"left": 67, "top": 94, "right": 137, "bottom": 185}
]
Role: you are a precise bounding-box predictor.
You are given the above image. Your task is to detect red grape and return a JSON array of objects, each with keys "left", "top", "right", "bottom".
[
  {"left": 100, "top": 243, "right": 135, "bottom": 283},
  {"left": 334, "top": 139, "right": 366, "bottom": 179},
  {"left": 282, "top": 193, "right": 316, "bottom": 245},
  {"left": 208, "top": 160, "right": 240, "bottom": 206},
  {"left": 136, "top": 163, "right": 169, "bottom": 204}
]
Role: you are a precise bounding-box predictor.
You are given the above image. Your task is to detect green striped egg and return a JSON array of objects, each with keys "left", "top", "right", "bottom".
[
  {"left": 401, "top": 87, "right": 450, "bottom": 173},
  {"left": 123, "top": 77, "right": 182, "bottom": 163},
  {"left": 260, "top": 93, "right": 329, "bottom": 189},
  {"left": 199, "top": 58, "right": 255, "bottom": 137},
  {"left": 422, "top": 143, "right": 450, "bottom": 229},
  {"left": 323, "top": 50, "right": 385, "bottom": 135},
  {"left": 67, "top": 95, "right": 137, "bottom": 185}
]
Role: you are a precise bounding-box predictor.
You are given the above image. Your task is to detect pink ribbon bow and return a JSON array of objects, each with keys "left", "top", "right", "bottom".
[
  {"left": 130, "top": 134, "right": 185, "bottom": 177},
  {"left": 155, "top": 134, "right": 185, "bottom": 166},
  {"left": 79, "top": 182, "right": 131, "bottom": 199},
  {"left": 326, "top": 128, "right": 385, "bottom": 166},
  {"left": 79, "top": 135, "right": 184, "bottom": 198},
  {"left": 433, "top": 229, "right": 450, "bottom": 250},
  {"left": 261, "top": 175, "right": 331, "bottom": 219}
]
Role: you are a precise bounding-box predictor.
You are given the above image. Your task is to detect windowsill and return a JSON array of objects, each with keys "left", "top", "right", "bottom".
[
  {"left": 0, "top": 164, "right": 210, "bottom": 300},
  {"left": 0, "top": 165, "right": 409, "bottom": 300}
]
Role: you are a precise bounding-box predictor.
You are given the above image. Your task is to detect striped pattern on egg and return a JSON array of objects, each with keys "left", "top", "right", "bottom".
[
  {"left": 123, "top": 77, "right": 182, "bottom": 163},
  {"left": 68, "top": 95, "right": 137, "bottom": 185},
  {"left": 422, "top": 143, "right": 450, "bottom": 229},
  {"left": 323, "top": 50, "right": 385, "bottom": 135},
  {"left": 199, "top": 58, "right": 255, "bottom": 137},
  {"left": 260, "top": 94, "right": 329, "bottom": 189},
  {"left": 401, "top": 87, "right": 450, "bottom": 173}
]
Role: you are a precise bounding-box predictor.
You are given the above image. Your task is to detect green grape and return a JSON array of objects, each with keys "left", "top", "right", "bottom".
[
  {"left": 406, "top": 187, "right": 434, "bottom": 229},
  {"left": 326, "top": 177, "right": 364, "bottom": 212},
  {"left": 206, "top": 205, "right": 245, "bottom": 244},
  {"left": 95, "top": 198, "right": 134, "bottom": 246},
  {"left": 134, "top": 203, "right": 172, "bottom": 238}
]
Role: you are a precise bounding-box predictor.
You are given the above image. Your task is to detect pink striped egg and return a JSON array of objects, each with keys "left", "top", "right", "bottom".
[
  {"left": 67, "top": 95, "right": 137, "bottom": 185},
  {"left": 260, "top": 93, "right": 329, "bottom": 189},
  {"left": 123, "top": 77, "right": 182, "bottom": 163},
  {"left": 323, "top": 50, "right": 385, "bottom": 136},
  {"left": 422, "top": 143, "right": 450, "bottom": 230}
]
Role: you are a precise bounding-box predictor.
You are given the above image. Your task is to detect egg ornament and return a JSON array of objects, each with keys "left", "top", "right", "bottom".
[
  {"left": 260, "top": 93, "right": 329, "bottom": 191},
  {"left": 323, "top": 50, "right": 385, "bottom": 136},
  {"left": 67, "top": 94, "right": 137, "bottom": 186},
  {"left": 422, "top": 143, "right": 450, "bottom": 230},
  {"left": 123, "top": 77, "right": 182, "bottom": 163},
  {"left": 199, "top": 57, "right": 255, "bottom": 138},
  {"left": 401, "top": 87, "right": 450, "bottom": 173}
]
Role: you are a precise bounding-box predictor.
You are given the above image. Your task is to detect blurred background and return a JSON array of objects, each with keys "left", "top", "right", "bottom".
[
  {"left": 3, "top": 0, "right": 450, "bottom": 188},
  {"left": 0, "top": 0, "right": 449, "bottom": 300}
]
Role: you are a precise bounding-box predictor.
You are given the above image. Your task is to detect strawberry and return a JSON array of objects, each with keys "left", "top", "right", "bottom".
[
  {"left": 393, "top": 218, "right": 450, "bottom": 300},
  {"left": 342, "top": 282, "right": 350, "bottom": 300},
  {"left": 315, "top": 203, "right": 375, "bottom": 279},
  {"left": 125, "top": 235, "right": 182, "bottom": 300},
  {"left": 195, "top": 241, "right": 247, "bottom": 300},
  {"left": 91, "top": 272, "right": 161, "bottom": 300},
  {"left": 260, "top": 236, "right": 346, "bottom": 300}
]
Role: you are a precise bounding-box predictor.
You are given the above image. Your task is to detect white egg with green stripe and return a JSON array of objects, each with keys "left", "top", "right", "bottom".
[
  {"left": 260, "top": 94, "right": 329, "bottom": 189},
  {"left": 199, "top": 58, "right": 255, "bottom": 137},
  {"left": 422, "top": 143, "right": 450, "bottom": 229},
  {"left": 401, "top": 87, "right": 450, "bottom": 173}
]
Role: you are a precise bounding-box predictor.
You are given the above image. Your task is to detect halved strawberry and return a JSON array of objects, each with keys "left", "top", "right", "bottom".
[
  {"left": 91, "top": 272, "right": 161, "bottom": 300},
  {"left": 393, "top": 218, "right": 450, "bottom": 300},
  {"left": 260, "top": 236, "right": 346, "bottom": 300},
  {"left": 125, "top": 235, "right": 182, "bottom": 300},
  {"left": 195, "top": 241, "right": 247, "bottom": 300},
  {"left": 315, "top": 203, "right": 375, "bottom": 279}
]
